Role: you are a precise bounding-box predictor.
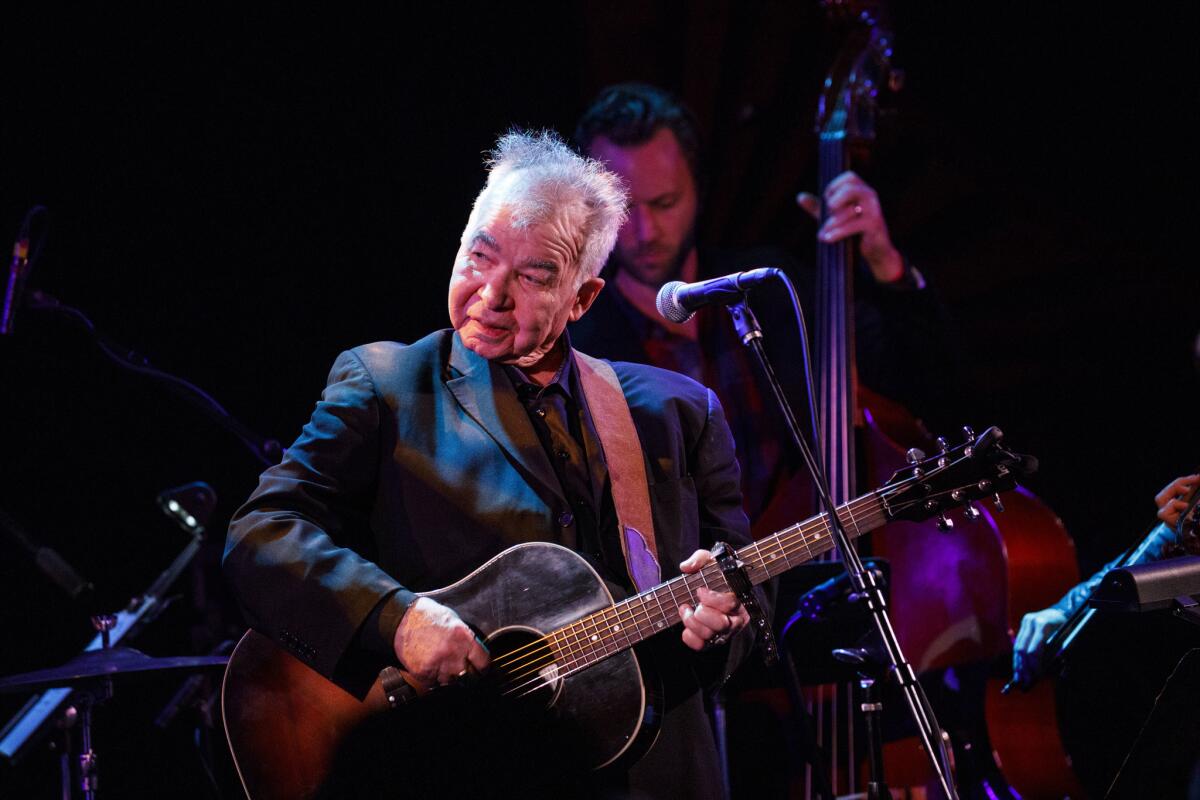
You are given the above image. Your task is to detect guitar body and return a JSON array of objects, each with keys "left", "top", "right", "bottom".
[
  {"left": 223, "top": 542, "right": 660, "bottom": 799},
  {"left": 221, "top": 435, "right": 1029, "bottom": 798}
]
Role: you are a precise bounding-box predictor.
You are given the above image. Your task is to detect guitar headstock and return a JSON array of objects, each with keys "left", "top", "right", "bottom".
[{"left": 878, "top": 426, "right": 1037, "bottom": 529}]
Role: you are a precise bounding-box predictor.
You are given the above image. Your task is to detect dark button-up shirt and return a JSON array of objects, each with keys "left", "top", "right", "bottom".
[{"left": 503, "top": 350, "right": 604, "bottom": 560}]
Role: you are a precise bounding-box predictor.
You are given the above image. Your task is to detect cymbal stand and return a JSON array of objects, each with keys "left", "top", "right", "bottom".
[{"left": 63, "top": 615, "right": 116, "bottom": 800}]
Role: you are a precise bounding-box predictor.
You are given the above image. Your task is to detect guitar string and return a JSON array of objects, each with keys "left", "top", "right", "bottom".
[
  {"left": 502, "top": 565, "right": 736, "bottom": 698},
  {"left": 484, "top": 473, "right": 968, "bottom": 696},
  {"left": 504, "top": 491, "right": 977, "bottom": 738},
  {"left": 499, "top": 547, "right": 750, "bottom": 693},
  {"left": 496, "top": 562, "right": 725, "bottom": 693},
  {"left": 484, "top": 460, "right": 941, "bottom": 675},
  {"left": 495, "top": 495, "right": 896, "bottom": 697},
  {"left": 489, "top": 492, "right": 884, "bottom": 678},
  {"left": 488, "top": 551, "right": 725, "bottom": 676},
  {"left": 491, "top": 487, "right": 934, "bottom": 695},
  {"left": 502, "top": 521, "right": 860, "bottom": 698},
  {"left": 484, "top": 476, "right": 952, "bottom": 689}
]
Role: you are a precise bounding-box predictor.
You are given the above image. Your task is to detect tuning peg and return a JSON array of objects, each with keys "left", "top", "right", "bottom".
[
  {"left": 962, "top": 426, "right": 975, "bottom": 442},
  {"left": 907, "top": 447, "right": 928, "bottom": 477},
  {"left": 935, "top": 436, "right": 951, "bottom": 467},
  {"left": 964, "top": 503, "right": 981, "bottom": 522},
  {"left": 936, "top": 513, "right": 954, "bottom": 532},
  {"left": 992, "top": 493, "right": 1005, "bottom": 513}
]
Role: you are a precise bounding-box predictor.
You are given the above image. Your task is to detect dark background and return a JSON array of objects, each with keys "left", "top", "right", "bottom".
[{"left": 0, "top": 3, "right": 1196, "bottom": 797}]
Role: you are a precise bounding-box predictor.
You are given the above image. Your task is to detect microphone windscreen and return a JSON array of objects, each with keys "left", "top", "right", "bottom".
[{"left": 655, "top": 281, "right": 693, "bottom": 323}]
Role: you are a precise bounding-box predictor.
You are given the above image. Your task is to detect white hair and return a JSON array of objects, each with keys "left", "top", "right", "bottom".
[{"left": 461, "top": 129, "right": 627, "bottom": 283}]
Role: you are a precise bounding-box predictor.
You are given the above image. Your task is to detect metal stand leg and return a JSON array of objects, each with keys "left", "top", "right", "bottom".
[
  {"left": 711, "top": 690, "right": 732, "bottom": 800},
  {"left": 860, "top": 677, "right": 889, "bottom": 800},
  {"left": 78, "top": 698, "right": 97, "bottom": 800},
  {"left": 59, "top": 720, "right": 73, "bottom": 800}
]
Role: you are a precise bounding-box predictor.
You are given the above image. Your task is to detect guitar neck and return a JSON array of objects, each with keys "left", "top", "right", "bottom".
[{"left": 548, "top": 491, "right": 889, "bottom": 677}]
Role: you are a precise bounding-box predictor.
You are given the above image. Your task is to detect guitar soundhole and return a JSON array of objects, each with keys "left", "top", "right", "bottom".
[{"left": 486, "top": 625, "right": 563, "bottom": 710}]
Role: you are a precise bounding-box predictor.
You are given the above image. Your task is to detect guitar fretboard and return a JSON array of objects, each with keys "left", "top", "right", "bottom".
[{"left": 547, "top": 491, "right": 889, "bottom": 677}]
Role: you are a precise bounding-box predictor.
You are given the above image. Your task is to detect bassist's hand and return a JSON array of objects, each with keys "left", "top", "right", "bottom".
[
  {"left": 797, "top": 170, "right": 905, "bottom": 284},
  {"left": 393, "top": 597, "right": 490, "bottom": 688},
  {"left": 677, "top": 550, "right": 751, "bottom": 652}
]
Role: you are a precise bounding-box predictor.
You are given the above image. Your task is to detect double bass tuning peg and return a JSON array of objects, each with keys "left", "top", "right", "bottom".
[{"left": 935, "top": 513, "right": 954, "bottom": 532}]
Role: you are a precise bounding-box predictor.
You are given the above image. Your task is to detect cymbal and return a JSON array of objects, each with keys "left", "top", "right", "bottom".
[{"left": 0, "top": 647, "right": 229, "bottom": 693}]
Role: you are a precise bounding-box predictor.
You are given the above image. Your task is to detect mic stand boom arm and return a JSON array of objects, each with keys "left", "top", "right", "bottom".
[
  {"left": 26, "top": 290, "right": 281, "bottom": 467},
  {"left": 726, "top": 286, "right": 959, "bottom": 800}
]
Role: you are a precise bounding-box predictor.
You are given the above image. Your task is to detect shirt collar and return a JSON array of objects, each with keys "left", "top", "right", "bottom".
[{"left": 503, "top": 333, "right": 577, "bottom": 401}]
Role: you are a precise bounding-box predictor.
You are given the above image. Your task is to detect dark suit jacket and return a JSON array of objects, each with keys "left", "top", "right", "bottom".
[{"left": 224, "top": 328, "right": 755, "bottom": 690}]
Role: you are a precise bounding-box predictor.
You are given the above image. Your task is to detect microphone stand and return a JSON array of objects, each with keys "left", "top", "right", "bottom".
[
  {"left": 4, "top": 206, "right": 277, "bottom": 465},
  {"left": 725, "top": 291, "right": 959, "bottom": 800},
  {"left": 0, "top": 507, "right": 94, "bottom": 602},
  {"left": 25, "top": 289, "right": 282, "bottom": 467}
]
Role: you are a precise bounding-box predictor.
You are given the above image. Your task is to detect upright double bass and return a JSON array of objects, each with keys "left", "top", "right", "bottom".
[{"left": 783, "top": 3, "right": 1083, "bottom": 795}]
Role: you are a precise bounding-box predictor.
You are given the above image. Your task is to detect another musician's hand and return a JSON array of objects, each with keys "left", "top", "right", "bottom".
[
  {"left": 797, "top": 170, "right": 904, "bottom": 284},
  {"left": 677, "top": 550, "right": 751, "bottom": 652},
  {"left": 393, "top": 597, "right": 490, "bottom": 688},
  {"left": 1011, "top": 607, "right": 1068, "bottom": 690},
  {"left": 1155, "top": 473, "right": 1199, "bottom": 528}
]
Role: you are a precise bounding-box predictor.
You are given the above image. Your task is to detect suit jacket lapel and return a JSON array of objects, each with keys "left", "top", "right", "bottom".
[{"left": 444, "top": 333, "right": 565, "bottom": 506}]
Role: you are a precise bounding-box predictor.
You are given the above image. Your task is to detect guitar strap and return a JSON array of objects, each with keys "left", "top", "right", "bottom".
[{"left": 574, "top": 352, "right": 662, "bottom": 592}]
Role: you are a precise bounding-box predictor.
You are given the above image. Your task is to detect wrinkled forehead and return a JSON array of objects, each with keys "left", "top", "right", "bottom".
[
  {"left": 470, "top": 170, "right": 561, "bottom": 230},
  {"left": 465, "top": 171, "right": 587, "bottom": 250}
]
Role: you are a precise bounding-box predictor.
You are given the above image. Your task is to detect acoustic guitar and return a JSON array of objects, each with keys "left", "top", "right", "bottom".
[{"left": 222, "top": 426, "right": 1030, "bottom": 799}]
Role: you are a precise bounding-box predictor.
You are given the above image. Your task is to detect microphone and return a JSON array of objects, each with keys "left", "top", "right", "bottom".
[
  {"left": 655, "top": 267, "right": 782, "bottom": 323},
  {"left": 0, "top": 227, "right": 30, "bottom": 336},
  {"left": 0, "top": 508, "right": 94, "bottom": 601},
  {"left": 1, "top": 206, "right": 45, "bottom": 336}
]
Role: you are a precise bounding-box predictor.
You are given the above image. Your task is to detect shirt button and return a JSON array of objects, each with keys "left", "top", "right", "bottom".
[{"left": 558, "top": 511, "right": 574, "bottom": 527}]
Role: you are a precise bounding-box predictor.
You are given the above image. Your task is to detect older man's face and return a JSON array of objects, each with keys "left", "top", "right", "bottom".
[
  {"left": 588, "top": 127, "right": 698, "bottom": 287},
  {"left": 448, "top": 204, "right": 603, "bottom": 368}
]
